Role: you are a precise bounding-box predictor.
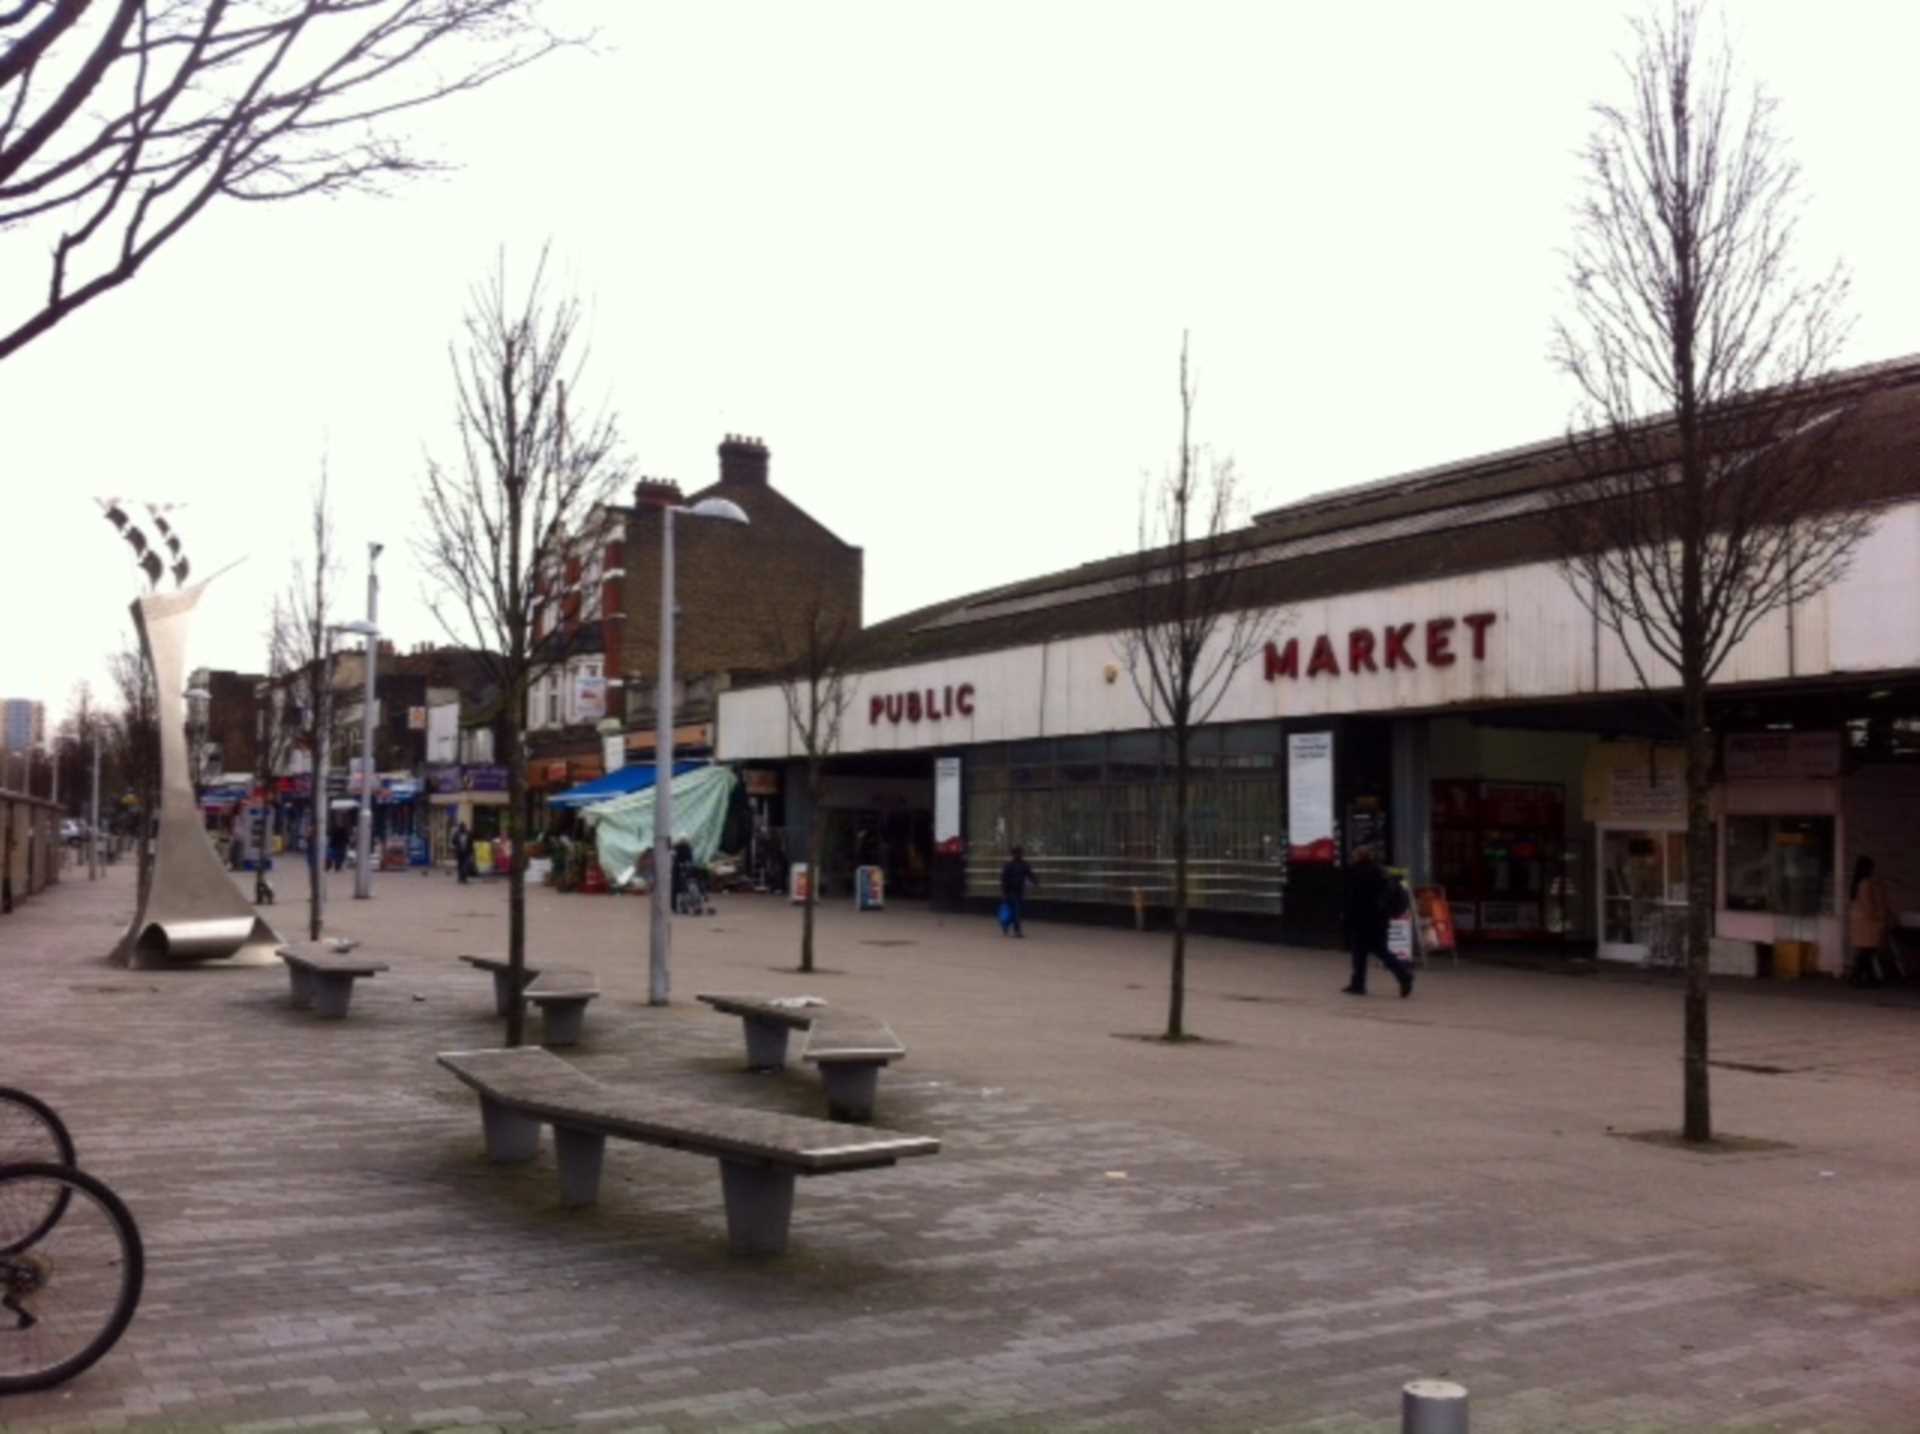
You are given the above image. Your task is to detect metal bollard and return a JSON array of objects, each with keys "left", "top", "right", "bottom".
[{"left": 1402, "top": 1379, "right": 1468, "bottom": 1434}]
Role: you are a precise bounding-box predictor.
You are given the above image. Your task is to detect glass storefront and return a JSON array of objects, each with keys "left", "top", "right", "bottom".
[{"left": 963, "top": 725, "right": 1288, "bottom": 913}]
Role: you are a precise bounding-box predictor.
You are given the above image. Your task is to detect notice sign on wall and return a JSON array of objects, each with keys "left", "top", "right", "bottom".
[
  {"left": 934, "top": 756, "right": 963, "bottom": 854},
  {"left": 1287, "top": 731, "right": 1336, "bottom": 863}
]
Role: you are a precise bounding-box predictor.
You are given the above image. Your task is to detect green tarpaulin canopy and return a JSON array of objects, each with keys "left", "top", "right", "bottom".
[{"left": 583, "top": 765, "right": 739, "bottom": 888}]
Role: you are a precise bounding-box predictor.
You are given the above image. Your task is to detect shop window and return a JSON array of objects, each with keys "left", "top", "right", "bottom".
[{"left": 1725, "top": 815, "right": 1835, "bottom": 914}]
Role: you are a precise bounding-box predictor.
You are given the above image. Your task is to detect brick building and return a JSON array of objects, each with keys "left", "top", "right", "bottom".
[{"left": 525, "top": 435, "right": 862, "bottom": 805}]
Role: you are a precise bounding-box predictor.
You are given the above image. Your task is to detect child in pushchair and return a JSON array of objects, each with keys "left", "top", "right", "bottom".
[{"left": 670, "top": 838, "right": 715, "bottom": 916}]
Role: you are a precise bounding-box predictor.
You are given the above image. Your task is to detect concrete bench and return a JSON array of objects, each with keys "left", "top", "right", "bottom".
[
  {"left": 276, "top": 942, "right": 389, "bottom": 1018},
  {"left": 437, "top": 1047, "right": 939, "bottom": 1256},
  {"left": 460, "top": 953, "right": 541, "bottom": 1016},
  {"left": 801, "top": 1009, "right": 908, "bottom": 1123},
  {"left": 696, "top": 994, "right": 908, "bottom": 1122},
  {"left": 696, "top": 993, "right": 828, "bottom": 1072},
  {"left": 524, "top": 967, "right": 599, "bottom": 1048}
]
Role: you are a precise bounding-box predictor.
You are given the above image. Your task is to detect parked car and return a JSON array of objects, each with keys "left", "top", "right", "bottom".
[{"left": 60, "top": 819, "right": 88, "bottom": 847}]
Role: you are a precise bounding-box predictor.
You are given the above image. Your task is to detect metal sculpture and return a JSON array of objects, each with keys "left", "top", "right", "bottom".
[{"left": 109, "top": 578, "right": 280, "bottom": 968}]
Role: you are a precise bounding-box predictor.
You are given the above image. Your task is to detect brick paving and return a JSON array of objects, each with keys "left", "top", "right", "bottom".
[{"left": 1, "top": 863, "right": 1916, "bottom": 1431}]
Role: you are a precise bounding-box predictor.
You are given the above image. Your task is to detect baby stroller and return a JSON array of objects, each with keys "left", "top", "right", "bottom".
[{"left": 670, "top": 839, "right": 714, "bottom": 916}]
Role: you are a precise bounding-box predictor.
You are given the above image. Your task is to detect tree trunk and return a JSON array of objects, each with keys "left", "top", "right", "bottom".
[
  {"left": 1681, "top": 670, "right": 1713, "bottom": 1143},
  {"left": 1167, "top": 726, "right": 1190, "bottom": 1040},
  {"left": 505, "top": 717, "right": 527, "bottom": 1048},
  {"left": 800, "top": 756, "right": 821, "bottom": 973}
]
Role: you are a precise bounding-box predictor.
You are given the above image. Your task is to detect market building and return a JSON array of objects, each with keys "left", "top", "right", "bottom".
[{"left": 716, "top": 357, "right": 1920, "bottom": 975}]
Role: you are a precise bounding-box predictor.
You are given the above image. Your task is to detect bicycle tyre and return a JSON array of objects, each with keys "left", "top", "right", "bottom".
[
  {"left": 0, "top": 1091, "right": 75, "bottom": 1252},
  {"left": 0, "top": 1163, "right": 144, "bottom": 1395}
]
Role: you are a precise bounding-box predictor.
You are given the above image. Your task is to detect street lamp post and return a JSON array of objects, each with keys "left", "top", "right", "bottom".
[
  {"left": 89, "top": 720, "right": 101, "bottom": 882},
  {"left": 649, "top": 497, "right": 750, "bottom": 1006},
  {"left": 325, "top": 619, "right": 380, "bottom": 908},
  {"left": 354, "top": 544, "right": 382, "bottom": 900}
]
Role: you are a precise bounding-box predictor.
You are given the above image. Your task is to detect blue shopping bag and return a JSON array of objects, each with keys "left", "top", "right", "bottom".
[{"left": 997, "top": 900, "right": 1013, "bottom": 931}]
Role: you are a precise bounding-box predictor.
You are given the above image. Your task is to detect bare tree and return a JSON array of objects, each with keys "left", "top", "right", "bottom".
[
  {"left": 1550, "top": 3, "right": 1863, "bottom": 1143},
  {"left": 0, "top": 1, "right": 570, "bottom": 362},
  {"left": 275, "top": 471, "right": 341, "bottom": 940},
  {"left": 106, "top": 635, "right": 157, "bottom": 906},
  {"left": 1118, "top": 335, "right": 1278, "bottom": 1041},
  {"left": 416, "top": 251, "right": 625, "bottom": 1047},
  {"left": 762, "top": 582, "right": 856, "bottom": 975}
]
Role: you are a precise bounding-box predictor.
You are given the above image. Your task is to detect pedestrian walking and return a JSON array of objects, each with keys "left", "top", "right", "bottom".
[
  {"left": 451, "top": 820, "right": 474, "bottom": 884},
  {"left": 1341, "top": 845, "right": 1414, "bottom": 998},
  {"left": 999, "top": 845, "right": 1037, "bottom": 937},
  {"left": 326, "top": 821, "right": 348, "bottom": 873},
  {"left": 1849, "top": 854, "right": 1893, "bottom": 987}
]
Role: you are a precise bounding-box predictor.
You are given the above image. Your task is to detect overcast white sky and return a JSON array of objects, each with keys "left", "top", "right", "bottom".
[{"left": 4, "top": 1, "right": 1917, "bottom": 729}]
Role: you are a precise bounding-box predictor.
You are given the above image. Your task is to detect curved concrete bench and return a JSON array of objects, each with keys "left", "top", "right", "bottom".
[
  {"left": 696, "top": 994, "right": 908, "bottom": 1122},
  {"left": 696, "top": 993, "right": 825, "bottom": 1072},
  {"left": 277, "top": 942, "right": 389, "bottom": 1019},
  {"left": 524, "top": 967, "right": 599, "bottom": 1048},
  {"left": 460, "top": 953, "right": 541, "bottom": 1016},
  {"left": 801, "top": 1009, "right": 907, "bottom": 1123},
  {"left": 437, "top": 1047, "right": 939, "bottom": 1256}
]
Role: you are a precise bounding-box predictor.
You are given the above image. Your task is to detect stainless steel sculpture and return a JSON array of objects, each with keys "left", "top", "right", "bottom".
[{"left": 112, "top": 583, "right": 281, "bottom": 967}]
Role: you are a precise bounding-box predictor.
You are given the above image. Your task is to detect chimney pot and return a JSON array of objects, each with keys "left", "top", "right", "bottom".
[
  {"left": 718, "top": 434, "right": 770, "bottom": 486},
  {"left": 633, "top": 476, "right": 684, "bottom": 509}
]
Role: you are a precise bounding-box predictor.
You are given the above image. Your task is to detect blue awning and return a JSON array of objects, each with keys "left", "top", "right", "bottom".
[{"left": 547, "top": 760, "right": 706, "bottom": 809}]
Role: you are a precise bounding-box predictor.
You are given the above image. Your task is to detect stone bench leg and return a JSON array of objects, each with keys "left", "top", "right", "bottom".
[
  {"left": 742, "top": 1017, "right": 793, "bottom": 1071},
  {"left": 817, "top": 1061, "right": 883, "bottom": 1123},
  {"left": 311, "top": 973, "right": 359, "bottom": 1019},
  {"left": 553, "top": 1125, "right": 606, "bottom": 1207},
  {"left": 540, "top": 999, "right": 589, "bottom": 1048},
  {"left": 479, "top": 1096, "right": 541, "bottom": 1163},
  {"left": 718, "top": 1159, "right": 797, "bottom": 1256},
  {"left": 490, "top": 969, "right": 520, "bottom": 1017},
  {"left": 287, "top": 965, "right": 316, "bottom": 1010}
]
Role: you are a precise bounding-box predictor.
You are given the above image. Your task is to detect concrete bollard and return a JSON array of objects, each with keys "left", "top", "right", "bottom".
[{"left": 1402, "top": 1379, "right": 1467, "bottom": 1434}]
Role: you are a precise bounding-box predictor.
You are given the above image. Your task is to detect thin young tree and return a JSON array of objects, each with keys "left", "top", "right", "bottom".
[
  {"left": 276, "top": 472, "right": 341, "bottom": 940},
  {"left": 105, "top": 636, "right": 157, "bottom": 906},
  {"left": 762, "top": 582, "right": 856, "bottom": 975},
  {"left": 1551, "top": 3, "right": 1864, "bottom": 1143},
  {"left": 1119, "top": 336, "right": 1278, "bottom": 1041},
  {"left": 416, "top": 251, "right": 625, "bottom": 1047},
  {"left": 0, "top": 1, "right": 569, "bottom": 362}
]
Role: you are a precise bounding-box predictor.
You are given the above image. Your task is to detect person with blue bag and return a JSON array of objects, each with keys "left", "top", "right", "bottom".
[{"left": 999, "top": 845, "right": 1037, "bottom": 937}]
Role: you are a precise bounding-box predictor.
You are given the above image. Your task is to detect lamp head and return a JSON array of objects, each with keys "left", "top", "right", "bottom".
[{"left": 686, "top": 497, "right": 750, "bottom": 525}]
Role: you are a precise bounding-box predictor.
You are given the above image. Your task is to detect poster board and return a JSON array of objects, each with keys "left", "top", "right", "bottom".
[
  {"left": 1414, "top": 885, "right": 1457, "bottom": 955},
  {"left": 1286, "top": 731, "right": 1336, "bottom": 862}
]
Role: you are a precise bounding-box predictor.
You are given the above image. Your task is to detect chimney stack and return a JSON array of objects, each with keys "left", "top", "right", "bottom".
[
  {"left": 633, "top": 477, "right": 684, "bottom": 509},
  {"left": 718, "top": 434, "right": 770, "bottom": 487}
]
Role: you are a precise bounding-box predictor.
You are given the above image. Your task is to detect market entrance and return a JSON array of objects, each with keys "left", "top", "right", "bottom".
[{"left": 791, "top": 752, "right": 936, "bottom": 904}]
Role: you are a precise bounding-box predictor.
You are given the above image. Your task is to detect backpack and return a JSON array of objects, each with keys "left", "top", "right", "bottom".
[{"left": 1380, "top": 874, "right": 1411, "bottom": 920}]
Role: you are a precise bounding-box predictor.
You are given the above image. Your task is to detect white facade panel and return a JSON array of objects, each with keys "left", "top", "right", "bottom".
[{"left": 718, "top": 502, "right": 1920, "bottom": 761}]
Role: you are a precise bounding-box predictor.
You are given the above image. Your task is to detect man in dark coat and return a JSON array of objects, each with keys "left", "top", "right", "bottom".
[
  {"left": 1000, "top": 845, "right": 1038, "bottom": 937},
  {"left": 1342, "top": 846, "right": 1414, "bottom": 998}
]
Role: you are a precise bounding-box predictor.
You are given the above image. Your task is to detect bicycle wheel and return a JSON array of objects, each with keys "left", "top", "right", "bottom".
[
  {"left": 0, "top": 1090, "right": 74, "bottom": 1170},
  {"left": 0, "top": 1091, "right": 75, "bottom": 1253},
  {"left": 0, "top": 1163, "right": 144, "bottom": 1395}
]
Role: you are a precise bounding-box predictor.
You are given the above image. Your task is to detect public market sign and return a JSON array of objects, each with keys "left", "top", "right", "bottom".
[
  {"left": 869, "top": 682, "right": 976, "bottom": 725},
  {"left": 1264, "top": 612, "right": 1497, "bottom": 682}
]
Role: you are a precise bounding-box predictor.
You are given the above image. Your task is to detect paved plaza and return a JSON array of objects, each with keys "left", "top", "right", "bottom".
[{"left": 2, "top": 863, "right": 1917, "bottom": 1432}]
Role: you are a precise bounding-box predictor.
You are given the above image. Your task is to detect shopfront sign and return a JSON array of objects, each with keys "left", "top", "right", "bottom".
[
  {"left": 575, "top": 674, "right": 607, "bottom": 722},
  {"left": 869, "top": 682, "right": 975, "bottom": 726},
  {"left": 1264, "top": 612, "right": 1497, "bottom": 682},
  {"left": 426, "top": 764, "right": 462, "bottom": 795},
  {"left": 1724, "top": 730, "right": 1842, "bottom": 782},
  {"left": 1608, "top": 766, "right": 1684, "bottom": 824},
  {"left": 1286, "top": 731, "right": 1336, "bottom": 862},
  {"left": 462, "top": 765, "right": 509, "bottom": 793}
]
